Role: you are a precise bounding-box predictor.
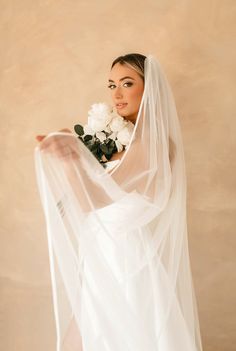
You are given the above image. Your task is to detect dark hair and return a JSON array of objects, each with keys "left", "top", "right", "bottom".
[{"left": 111, "top": 53, "right": 147, "bottom": 81}]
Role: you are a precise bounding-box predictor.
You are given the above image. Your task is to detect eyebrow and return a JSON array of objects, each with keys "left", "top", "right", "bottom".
[{"left": 108, "top": 76, "right": 135, "bottom": 83}]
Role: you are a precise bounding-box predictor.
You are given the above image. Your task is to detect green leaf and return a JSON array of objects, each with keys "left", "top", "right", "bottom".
[
  {"left": 97, "top": 148, "right": 103, "bottom": 159},
  {"left": 84, "top": 134, "right": 93, "bottom": 142},
  {"left": 100, "top": 144, "right": 109, "bottom": 154},
  {"left": 91, "top": 143, "right": 98, "bottom": 151},
  {"left": 74, "top": 124, "right": 84, "bottom": 136},
  {"left": 86, "top": 144, "right": 93, "bottom": 150},
  {"left": 87, "top": 143, "right": 98, "bottom": 152}
]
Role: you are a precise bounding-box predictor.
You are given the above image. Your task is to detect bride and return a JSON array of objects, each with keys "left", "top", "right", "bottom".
[{"left": 35, "top": 53, "right": 203, "bottom": 351}]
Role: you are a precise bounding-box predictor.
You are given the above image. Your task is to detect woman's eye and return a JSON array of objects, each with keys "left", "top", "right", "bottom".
[
  {"left": 108, "top": 82, "right": 133, "bottom": 89},
  {"left": 123, "top": 82, "right": 133, "bottom": 87}
]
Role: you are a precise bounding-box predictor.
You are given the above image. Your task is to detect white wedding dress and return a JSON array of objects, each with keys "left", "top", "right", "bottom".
[
  {"left": 74, "top": 159, "right": 199, "bottom": 350},
  {"left": 35, "top": 55, "right": 203, "bottom": 351},
  {"left": 104, "top": 159, "right": 120, "bottom": 173}
]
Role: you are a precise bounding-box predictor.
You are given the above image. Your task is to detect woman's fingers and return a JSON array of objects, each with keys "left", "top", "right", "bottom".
[
  {"left": 36, "top": 130, "right": 79, "bottom": 160},
  {"left": 36, "top": 129, "right": 71, "bottom": 142},
  {"left": 35, "top": 128, "right": 77, "bottom": 157},
  {"left": 36, "top": 135, "right": 46, "bottom": 142}
]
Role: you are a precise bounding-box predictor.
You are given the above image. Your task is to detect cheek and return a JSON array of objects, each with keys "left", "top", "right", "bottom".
[
  {"left": 130, "top": 87, "right": 143, "bottom": 106},
  {"left": 129, "top": 88, "right": 140, "bottom": 102}
]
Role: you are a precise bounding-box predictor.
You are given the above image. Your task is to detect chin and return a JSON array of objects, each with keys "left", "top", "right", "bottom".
[
  {"left": 119, "top": 110, "right": 131, "bottom": 118},
  {"left": 117, "top": 109, "right": 136, "bottom": 122}
]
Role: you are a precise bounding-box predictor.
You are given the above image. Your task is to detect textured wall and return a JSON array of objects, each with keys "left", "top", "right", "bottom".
[{"left": 0, "top": 1, "right": 235, "bottom": 350}]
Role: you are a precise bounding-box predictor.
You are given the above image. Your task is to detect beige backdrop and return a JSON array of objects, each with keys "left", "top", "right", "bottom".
[{"left": 1, "top": 1, "right": 235, "bottom": 350}]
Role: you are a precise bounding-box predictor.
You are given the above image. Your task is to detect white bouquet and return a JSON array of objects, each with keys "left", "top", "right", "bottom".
[{"left": 74, "top": 103, "right": 135, "bottom": 165}]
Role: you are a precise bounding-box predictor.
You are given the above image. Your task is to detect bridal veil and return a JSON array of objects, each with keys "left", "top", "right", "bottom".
[{"left": 34, "top": 54, "right": 203, "bottom": 351}]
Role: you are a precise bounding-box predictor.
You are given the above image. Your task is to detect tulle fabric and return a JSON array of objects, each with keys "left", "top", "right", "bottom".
[{"left": 34, "top": 54, "right": 203, "bottom": 351}]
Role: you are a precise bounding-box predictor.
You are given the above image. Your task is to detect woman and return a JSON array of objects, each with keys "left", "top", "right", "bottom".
[{"left": 35, "top": 54, "right": 203, "bottom": 351}]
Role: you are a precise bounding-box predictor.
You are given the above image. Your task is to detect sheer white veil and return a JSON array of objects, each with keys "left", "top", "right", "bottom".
[{"left": 35, "top": 54, "right": 203, "bottom": 351}]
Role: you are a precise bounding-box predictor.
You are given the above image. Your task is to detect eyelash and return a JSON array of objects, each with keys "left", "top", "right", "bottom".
[{"left": 108, "top": 82, "right": 133, "bottom": 89}]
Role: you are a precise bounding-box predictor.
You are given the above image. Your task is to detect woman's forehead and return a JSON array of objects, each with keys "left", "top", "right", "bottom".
[{"left": 108, "top": 63, "right": 139, "bottom": 82}]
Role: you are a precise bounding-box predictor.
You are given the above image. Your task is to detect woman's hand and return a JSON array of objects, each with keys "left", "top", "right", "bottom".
[{"left": 35, "top": 128, "right": 79, "bottom": 160}]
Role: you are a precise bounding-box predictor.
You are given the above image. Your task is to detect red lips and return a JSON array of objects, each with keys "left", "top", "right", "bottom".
[{"left": 116, "top": 103, "right": 128, "bottom": 109}]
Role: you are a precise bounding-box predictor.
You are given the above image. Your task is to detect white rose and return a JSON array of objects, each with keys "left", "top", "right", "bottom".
[
  {"left": 115, "top": 139, "right": 123, "bottom": 152},
  {"left": 110, "top": 115, "right": 126, "bottom": 132},
  {"left": 117, "top": 121, "right": 135, "bottom": 145},
  {"left": 104, "top": 124, "right": 112, "bottom": 133},
  {"left": 111, "top": 107, "right": 120, "bottom": 117},
  {"left": 109, "top": 131, "right": 118, "bottom": 140},
  {"left": 96, "top": 131, "right": 106, "bottom": 143},
  {"left": 84, "top": 124, "right": 95, "bottom": 136},
  {"left": 87, "top": 103, "right": 113, "bottom": 132}
]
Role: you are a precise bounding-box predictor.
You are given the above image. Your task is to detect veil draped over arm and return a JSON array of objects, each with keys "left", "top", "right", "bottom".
[{"left": 34, "top": 55, "right": 203, "bottom": 351}]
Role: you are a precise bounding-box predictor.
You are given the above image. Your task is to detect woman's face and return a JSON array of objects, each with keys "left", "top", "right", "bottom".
[{"left": 108, "top": 63, "right": 144, "bottom": 124}]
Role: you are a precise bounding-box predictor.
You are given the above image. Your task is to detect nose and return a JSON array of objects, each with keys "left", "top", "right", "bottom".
[{"left": 114, "top": 86, "right": 123, "bottom": 99}]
